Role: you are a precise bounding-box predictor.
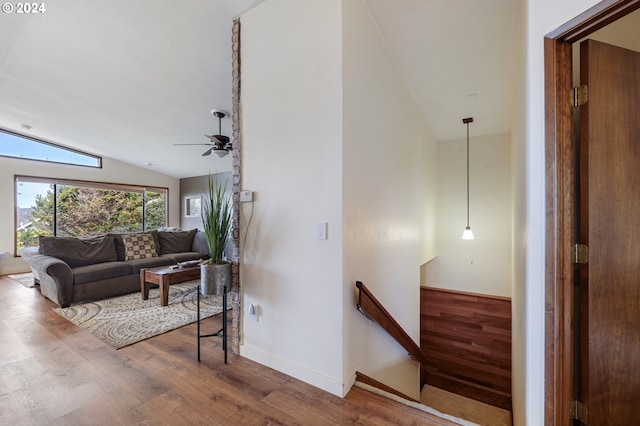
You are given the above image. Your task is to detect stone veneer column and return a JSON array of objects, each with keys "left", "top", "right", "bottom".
[{"left": 229, "top": 18, "right": 241, "bottom": 354}]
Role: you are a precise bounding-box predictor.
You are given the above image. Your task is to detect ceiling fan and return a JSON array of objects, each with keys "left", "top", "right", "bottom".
[{"left": 174, "top": 110, "right": 231, "bottom": 158}]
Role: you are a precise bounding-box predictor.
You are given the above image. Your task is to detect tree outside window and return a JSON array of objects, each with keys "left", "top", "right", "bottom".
[{"left": 16, "top": 177, "right": 167, "bottom": 250}]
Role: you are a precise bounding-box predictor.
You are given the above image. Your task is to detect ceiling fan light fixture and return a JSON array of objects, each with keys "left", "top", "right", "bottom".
[
  {"left": 172, "top": 109, "right": 231, "bottom": 158},
  {"left": 213, "top": 149, "right": 229, "bottom": 158},
  {"left": 210, "top": 110, "right": 230, "bottom": 157}
]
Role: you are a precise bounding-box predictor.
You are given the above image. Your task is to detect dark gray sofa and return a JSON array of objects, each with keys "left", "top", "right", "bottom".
[{"left": 28, "top": 229, "right": 209, "bottom": 308}]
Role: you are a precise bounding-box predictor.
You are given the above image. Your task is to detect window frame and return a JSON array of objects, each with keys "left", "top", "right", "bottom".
[
  {"left": 14, "top": 175, "right": 168, "bottom": 255},
  {"left": 184, "top": 196, "right": 202, "bottom": 217},
  {"left": 1, "top": 127, "right": 102, "bottom": 168}
]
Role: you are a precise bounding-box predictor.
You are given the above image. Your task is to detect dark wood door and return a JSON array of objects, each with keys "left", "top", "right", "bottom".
[{"left": 578, "top": 39, "right": 640, "bottom": 425}]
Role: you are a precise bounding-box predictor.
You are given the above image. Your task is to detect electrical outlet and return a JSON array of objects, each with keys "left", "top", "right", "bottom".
[{"left": 240, "top": 190, "right": 253, "bottom": 203}]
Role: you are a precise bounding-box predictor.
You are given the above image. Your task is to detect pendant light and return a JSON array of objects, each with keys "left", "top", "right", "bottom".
[{"left": 462, "top": 117, "right": 475, "bottom": 240}]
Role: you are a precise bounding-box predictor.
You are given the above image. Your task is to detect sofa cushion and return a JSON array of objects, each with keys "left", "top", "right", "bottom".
[
  {"left": 39, "top": 235, "right": 117, "bottom": 268},
  {"left": 110, "top": 230, "right": 159, "bottom": 260},
  {"left": 72, "top": 261, "right": 133, "bottom": 285},
  {"left": 126, "top": 256, "right": 175, "bottom": 274},
  {"left": 191, "top": 231, "right": 210, "bottom": 255},
  {"left": 163, "top": 252, "right": 206, "bottom": 264},
  {"left": 123, "top": 233, "right": 158, "bottom": 260},
  {"left": 108, "top": 233, "right": 127, "bottom": 261},
  {"left": 158, "top": 229, "right": 197, "bottom": 255}
]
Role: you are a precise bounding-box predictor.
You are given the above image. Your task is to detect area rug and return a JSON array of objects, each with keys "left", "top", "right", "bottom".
[
  {"left": 54, "top": 280, "right": 225, "bottom": 349},
  {"left": 8, "top": 272, "right": 36, "bottom": 288}
]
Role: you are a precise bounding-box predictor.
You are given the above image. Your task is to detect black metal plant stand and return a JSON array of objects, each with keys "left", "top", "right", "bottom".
[{"left": 197, "top": 285, "right": 227, "bottom": 363}]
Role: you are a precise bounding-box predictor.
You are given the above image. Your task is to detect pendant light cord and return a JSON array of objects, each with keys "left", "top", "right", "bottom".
[{"left": 466, "top": 121, "right": 470, "bottom": 228}]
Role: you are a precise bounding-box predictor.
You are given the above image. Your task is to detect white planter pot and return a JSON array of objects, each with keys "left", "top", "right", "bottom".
[{"left": 200, "top": 262, "right": 231, "bottom": 296}]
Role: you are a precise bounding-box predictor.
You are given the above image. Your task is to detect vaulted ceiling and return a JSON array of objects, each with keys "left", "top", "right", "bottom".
[{"left": 0, "top": 0, "right": 520, "bottom": 178}]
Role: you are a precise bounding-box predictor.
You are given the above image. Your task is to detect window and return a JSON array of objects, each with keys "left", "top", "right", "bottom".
[
  {"left": 185, "top": 196, "right": 202, "bottom": 217},
  {"left": 1, "top": 128, "right": 101, "bottom": 167},
  {"left": 15, "top": 176, "right": 167, "bottom": 250}
]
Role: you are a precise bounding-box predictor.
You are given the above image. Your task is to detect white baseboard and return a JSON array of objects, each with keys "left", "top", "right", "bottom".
[{"left": 240, "top": 344, "right": 356, "bottom": 397}]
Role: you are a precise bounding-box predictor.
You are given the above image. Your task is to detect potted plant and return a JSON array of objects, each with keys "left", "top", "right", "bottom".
[{"left": 200, "top": 174, "right": 233, "bottom": 296}]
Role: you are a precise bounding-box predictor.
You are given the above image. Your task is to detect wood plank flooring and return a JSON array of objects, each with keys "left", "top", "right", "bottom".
[{"left": 0, "top": 276, "right": 457, "bottom": 425}]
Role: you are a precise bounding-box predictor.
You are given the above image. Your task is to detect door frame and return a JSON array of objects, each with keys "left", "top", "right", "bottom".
[{"left": 544, "top": 1, "right": 640, "bottom": 424}]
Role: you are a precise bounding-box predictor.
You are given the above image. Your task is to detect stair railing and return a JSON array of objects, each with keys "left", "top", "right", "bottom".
[{"left": 355, "top": 280, "right": 428, "bottom": 388}]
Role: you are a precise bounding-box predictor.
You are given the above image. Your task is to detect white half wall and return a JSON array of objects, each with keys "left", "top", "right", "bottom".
[
  {"left": 341, "top": 0, "right": 437, "bottom": 400},
  {"left": 239, "top": 0, "right": 345, "bottom": 396},
  {"left": 0, "top": 155, "right": 180, "bottom": 275},
  {"left": 511, "top": 22, "right": 528, "bottom": 426},
  {"left": 427, "top": 133, "right": 512, "bottom": 297}
]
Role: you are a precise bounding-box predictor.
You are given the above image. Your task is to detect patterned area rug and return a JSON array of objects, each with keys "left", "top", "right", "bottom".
[
  {"left": 8, "top": 272, "right": 36, "bottom": 288},
  {"left": 54, "top": 280, "right": 224, "bottom": 349}
]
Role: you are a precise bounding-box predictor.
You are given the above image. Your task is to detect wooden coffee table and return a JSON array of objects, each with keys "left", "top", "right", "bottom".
[{"left": 140, "top": 265, "right": 201, "bottom": 306}]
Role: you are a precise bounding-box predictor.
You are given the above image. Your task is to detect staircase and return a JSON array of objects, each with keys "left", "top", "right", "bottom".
[
  {"left": 355, "top": 281, "right": 513, "bottom": 412},
  {"left": 355, "top": 280, "right": 428, "bottom": 389}
]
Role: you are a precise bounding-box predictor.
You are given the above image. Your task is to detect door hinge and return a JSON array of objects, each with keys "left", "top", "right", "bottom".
[
  {"left": 571, "top": 400, "right": 588, "bottom": 423},
  {"left": 572, "top": 243, "right": 589, "bottom": 264},
  {"left": 572, "top": 85, "right": 588, "bottom": 107}
]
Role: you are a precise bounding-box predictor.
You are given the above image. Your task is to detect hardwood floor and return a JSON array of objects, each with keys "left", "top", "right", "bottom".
[
  {"left": 0, "top": 276, "right": 457, "bottom": 425},
  {"left": 421, "top": 386, "right": 512, "bottom": 426}
]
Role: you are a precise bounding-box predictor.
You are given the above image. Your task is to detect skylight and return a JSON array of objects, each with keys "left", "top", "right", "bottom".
[{"left": 0, "top": 129, "right": 101, "bottom": 168}]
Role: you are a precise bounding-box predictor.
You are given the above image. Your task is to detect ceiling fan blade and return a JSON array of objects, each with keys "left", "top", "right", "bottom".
[
  {"left": 205, "top": 134, "right": 224, "bottom": 143},
  {"left": 173, "top": 143, "right": 213, "bottom": 146},
  {"left": 202, "top": 148, "right": 213, "bottom": 156}
]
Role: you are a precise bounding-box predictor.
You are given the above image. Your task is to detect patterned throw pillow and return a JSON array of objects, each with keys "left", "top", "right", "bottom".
[{"left": 122, "top": 233, "right": 158, "bottom": 260}]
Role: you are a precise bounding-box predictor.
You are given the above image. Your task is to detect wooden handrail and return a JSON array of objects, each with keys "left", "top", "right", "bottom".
[{"left": 355, "top": 281, "right": 428, "bottom": 387}]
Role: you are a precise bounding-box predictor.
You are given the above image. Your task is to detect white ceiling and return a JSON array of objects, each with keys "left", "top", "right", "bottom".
[
  {"left": 365, "top": 0, "right": 519, "bottom": 142},
  {"left": 0, "top": 0, "right": 520, "bottom": 178}
]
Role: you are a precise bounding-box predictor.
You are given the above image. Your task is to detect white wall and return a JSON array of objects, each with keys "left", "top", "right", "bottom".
[
  {"left": 240, "top": 0, "right": 345, "bottom": 396},
  {"left": 0, "top": 155, "right": 180, "bottom": 275},
  {"left": 341, "top": 0, "right": 437, "bottom": 400},
  {"left": 514, "top": 0, "right": 600, "bottom": 424},
  {"left": 240, "top": 0, "right": 436, "bottom": 399},
  {"left": 427, "top": 133, "right": 512, "bottom": 297}
]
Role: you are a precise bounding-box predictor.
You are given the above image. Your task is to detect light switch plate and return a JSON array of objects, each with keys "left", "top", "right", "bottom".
[
  {"left": 316, "top": 222, "right": 328, "bottom": 240},
  {"left": 240, "top": 190, "right": 253, "bottom": 202}
]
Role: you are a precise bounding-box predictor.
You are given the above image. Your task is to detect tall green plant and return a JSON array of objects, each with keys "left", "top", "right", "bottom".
[{"left": 201, "top": 175, "right": 233, "bottom": 264}]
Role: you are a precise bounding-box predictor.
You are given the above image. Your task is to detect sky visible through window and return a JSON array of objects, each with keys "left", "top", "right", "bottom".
[
  {"left": 0, "top": 130, "right": 101, "bottom": 170},
  {"left": 16, "top": 181, "right": 50, "bottom": 209}
]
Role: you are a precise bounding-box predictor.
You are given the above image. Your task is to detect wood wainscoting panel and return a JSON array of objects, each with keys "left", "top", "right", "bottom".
[{"left": 420, "top": 287, "right": 512, "bottom": 410}]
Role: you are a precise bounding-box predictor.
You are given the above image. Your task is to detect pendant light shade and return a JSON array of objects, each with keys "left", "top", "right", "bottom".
[
  {"left": 462, "top": 226, "right": 475, "bottom": 240},
  {"left": 462, "top": 117, "right": 474, "bottom": 240}
]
